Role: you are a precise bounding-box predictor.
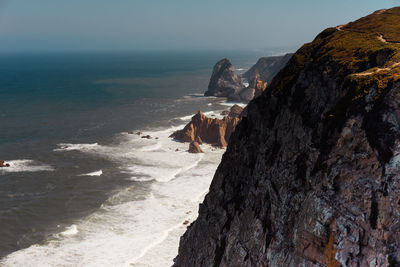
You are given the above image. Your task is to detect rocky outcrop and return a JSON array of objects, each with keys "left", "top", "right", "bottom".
[
  {"left": 243, "top": 53, "right": 293, "bottom": 83},
  {"left": 174, "top": 7, "right": 400, "bottom": 266},
  {"left": 239, "top": 74, "right": 269, "bottom": 103},
  {"left": 0, "top": 160, "right": 9, "bottom": 167},
  {"left": 227, "top": 104, "right": 243, "bottom": 118},
  {"left": 188, "top": 141, "right": 203, "bottom": 153},
  {"left": 170, "top": 111, "right": 240, "bottom": 147},
  {"left": 204, "top": 58, "right": 245, "bottom": 99}
]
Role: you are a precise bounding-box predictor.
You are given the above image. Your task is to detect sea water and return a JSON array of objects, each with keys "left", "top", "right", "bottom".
[{"left": 0, "top": 50, "right": 266, "bottom": 266}]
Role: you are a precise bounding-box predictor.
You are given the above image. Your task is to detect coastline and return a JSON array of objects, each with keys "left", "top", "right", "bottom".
[{"left": 0, "top": 97, "right": 237, "bottom": 266}]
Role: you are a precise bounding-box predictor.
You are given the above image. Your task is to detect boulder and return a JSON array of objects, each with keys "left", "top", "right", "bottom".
[
  {"left": 188, "top": 141, "right": 203, "bottom": 153},
  {"left": 0, "top": 160, "right": 9, "bottom": 167}
]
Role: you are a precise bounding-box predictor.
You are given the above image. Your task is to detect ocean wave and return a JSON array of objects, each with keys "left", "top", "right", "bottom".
[
  {"left": 1, "top": 111, "right": 224, "bottom": 266},
  {"left": 1, "top": 148, "right": 223, "bottom": 267},
  {"left": 218, "top": 101, "right": 247, "bottom": 108},
  {"left": 78, "top": 170, "right": 103, "bottom": 177},
  {"left": 54, "top": 143, "right": 100, "bottom": 152},
  {"left": 60, "top": 224, "right": 79, "bottom": 236},
  {"left": 0, "top": 160, "right": 54, "bottom": 173}
]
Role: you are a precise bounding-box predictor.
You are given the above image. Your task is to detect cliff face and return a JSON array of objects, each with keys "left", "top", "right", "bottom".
[
  {"left": 243, "top": 53, "right": 293, "bottom": 83},
  {"left": 174, "top": 8, "right": 400, "bottom": 267},
  {"left": 204, "top": 58, "right": 245, "bottom": 98}
]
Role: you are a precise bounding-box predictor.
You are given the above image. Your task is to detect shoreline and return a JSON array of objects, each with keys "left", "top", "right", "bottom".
[{"left": 0, "top": 97, "right": 235, "bottom": 266}]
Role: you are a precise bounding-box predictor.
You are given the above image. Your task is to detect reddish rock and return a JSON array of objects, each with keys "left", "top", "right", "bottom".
[
  {"left": 188, "top": 141, "right": 203, "bottom": 153},
  {"left": 0, "top": 160, "right": 9, "bottom": 168},
  {"left": 170, "top": 111, "right": 240, "bottom": 147},
  {"left": 220, "top": 110, "right": 229, "bottom": 116}
]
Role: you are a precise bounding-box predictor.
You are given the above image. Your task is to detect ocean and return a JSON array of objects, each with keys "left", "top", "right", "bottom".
[{"left": 0, "top": 50, "right": 269, "bottom": 266}]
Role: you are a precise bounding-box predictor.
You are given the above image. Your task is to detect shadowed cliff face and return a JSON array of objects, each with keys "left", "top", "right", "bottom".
[{"left": 174, "top": 7, "right": 400, "bottom": 267}]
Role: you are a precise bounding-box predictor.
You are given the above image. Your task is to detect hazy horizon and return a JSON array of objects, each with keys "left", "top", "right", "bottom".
[{"left": 0, "top": 1, "right": 398, "bottom": 52}]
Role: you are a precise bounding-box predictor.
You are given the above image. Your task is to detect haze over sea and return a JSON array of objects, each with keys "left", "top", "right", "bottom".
[{"left": 0, "top": 50, "right": 285, "bottom": 266}]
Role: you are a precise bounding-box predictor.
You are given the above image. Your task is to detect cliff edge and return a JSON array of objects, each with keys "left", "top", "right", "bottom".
[{"left": 174, "top": 7, "right": 400, "bottom": 266}]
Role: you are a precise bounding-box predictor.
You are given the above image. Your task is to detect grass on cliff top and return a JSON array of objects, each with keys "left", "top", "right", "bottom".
[
  {"left": 272, "top": 7, "right": 400, "bottom": 96},
  {"left": 318, "top": 7, "right": 400, "bottom": 73}
]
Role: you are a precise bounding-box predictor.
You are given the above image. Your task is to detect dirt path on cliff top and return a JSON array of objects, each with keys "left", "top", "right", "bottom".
[{"left": 335, "top": 19, "right": 400, "bottom": 76}]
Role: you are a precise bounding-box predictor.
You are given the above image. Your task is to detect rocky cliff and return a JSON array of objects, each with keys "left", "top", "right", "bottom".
[
  {"left": 174, "top": 7, "right": 400, "bottom": 266},
  {"left": 243, "top": 53, "right": 293, "bottom": 83}
]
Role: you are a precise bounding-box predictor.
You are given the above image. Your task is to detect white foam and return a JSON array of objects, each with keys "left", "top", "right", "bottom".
[
  {"left": 0, "top": 160, "right": 54, "bottom": 173},
  {"left": 54, "top": 143, "right": 99, "bottom": 152},
  {"left": 60, "top": 225, "right": 79, "bottom": 236},
  {"left": 2, "top": 116, "right": 224, "bottom": 267},
  {"left": 1, "top": 148, "right": 223, "bottom": 267},
  {"left": 178, "top": 114, "right": 194, "bottom": 121},
  {"left": 219, "top": 101, "right": 247, "bottom": 108},
  {"left": 79, "top": 170, "right": 103, "bottom": 177}
]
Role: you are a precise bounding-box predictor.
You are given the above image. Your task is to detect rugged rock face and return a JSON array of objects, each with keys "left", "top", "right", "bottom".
[
  {"left": 174, "top": 8, "right": 400, "bottom": 266},
  {"left": 188, "top": 141, "right": 203, "bottom": 153},
  {"left": 204, "top": 58, "right": 245, "bottom": 99},
  {"left": 170, "top": 111, "right": 240, "bottom": 147},
  {"left": 228, "top": 104, "right": 244, "bottom": 118},
  {"left": 239, "top": 75, "right": 269, "bottom": 103},
  {"left": 243, "top": 53, "right": 293, "bottom": 83}
]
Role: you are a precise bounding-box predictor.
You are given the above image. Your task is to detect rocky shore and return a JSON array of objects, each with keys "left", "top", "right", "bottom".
[{"left": 170, "top": 105, "right": 243, "bottom": 148}]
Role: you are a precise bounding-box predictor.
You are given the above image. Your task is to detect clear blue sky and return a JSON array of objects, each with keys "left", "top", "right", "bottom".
[{"left": 0, "top": 0, "right": 398, "bottom": 52}]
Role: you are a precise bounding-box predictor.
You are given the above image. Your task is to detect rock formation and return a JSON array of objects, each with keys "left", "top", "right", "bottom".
[
  {"left": 204, "top": 58, "right": 245, "bottom": 99},
  {"left": 188, "top": 141, "right": 203, "bottom": 153},
  {"left": 227, "top": 104, "right": 243, "bottom": 118},
  {"left": 174, "top": 8, "right": 400, "bottom": 266},
  {"left": 0, "top": 160, "right": 9, "bottom": 167},
  {"left": 170, "top": 111, "right": 240, "bottom": 147},
  {"left": 239, "top": 73, "right": 269, "bottom": 103}
]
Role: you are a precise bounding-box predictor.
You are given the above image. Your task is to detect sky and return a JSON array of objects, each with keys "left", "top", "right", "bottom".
[{"left": 0, "top": 0, "right": 398, "bottom": 52}]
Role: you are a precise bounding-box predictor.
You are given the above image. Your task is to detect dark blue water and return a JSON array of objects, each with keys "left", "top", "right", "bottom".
[{"left": 0, "top": 50, "right": 265, "bottom": 258}]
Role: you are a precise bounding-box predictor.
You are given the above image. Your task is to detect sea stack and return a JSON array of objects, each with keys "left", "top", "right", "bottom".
[
  {"left": 174, "top": 8, "right": 400, "bottom": 266},
  {"left": 204, "top": 58, "right": 245, "bottom": 99}
]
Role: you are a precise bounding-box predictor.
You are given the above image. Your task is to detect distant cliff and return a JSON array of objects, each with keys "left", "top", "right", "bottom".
[
  {"left": 175, "top": 7, "right": 400, "bottom": 266},
  {"left": 243, "top": 53, "right": 293, "bottom": 83},
  {"left": 205, "top": 55, "right": 292, "bottom": 103}
]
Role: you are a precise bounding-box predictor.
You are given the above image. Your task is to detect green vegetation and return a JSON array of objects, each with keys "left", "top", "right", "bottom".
[{"left": 272, "top": 7, "right": 400, "bottom": 104}]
